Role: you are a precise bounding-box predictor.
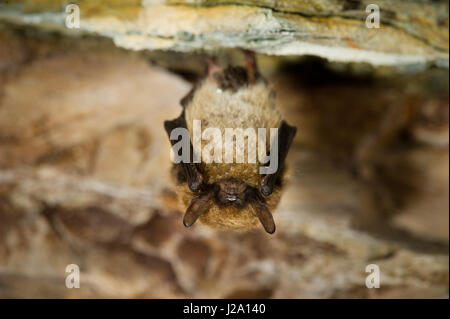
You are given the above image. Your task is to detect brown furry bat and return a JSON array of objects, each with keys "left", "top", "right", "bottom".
[{"left": 164, "top": 52, "right": 296, "bottom": 234}]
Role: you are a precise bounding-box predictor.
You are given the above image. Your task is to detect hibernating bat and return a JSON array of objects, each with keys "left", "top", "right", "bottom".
[{"left": 164, "top": 52, "right": 296, "bottom": 234}]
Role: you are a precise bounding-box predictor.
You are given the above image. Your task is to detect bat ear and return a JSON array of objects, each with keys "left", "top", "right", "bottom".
[
  {"left": 183, "top": 190, "right": 213, "bottom": 227},
  {"left": 246, "top": 188, "right": 276, "bottom": 234},
  {"left": 251, "top": 201, "right": 276, "bottom": 234}
]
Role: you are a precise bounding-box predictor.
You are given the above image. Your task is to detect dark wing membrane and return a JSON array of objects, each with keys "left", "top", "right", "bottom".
[
  {"left": 164, "top": 111, "right": 203, "bottom": 192},
  {"left": 260, "top": 120, "right": 297, "bottom": 196},
  {"left": 180, "top": 86, "right": 196, "bottom": 108}
]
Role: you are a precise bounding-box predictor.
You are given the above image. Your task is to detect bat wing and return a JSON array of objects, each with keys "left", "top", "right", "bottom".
[
  {"left": 164, "top": 111, "right": 203, "bottom": 192},
  {"left": 260, "top": 120, "right": 297, "bottom": 196}
]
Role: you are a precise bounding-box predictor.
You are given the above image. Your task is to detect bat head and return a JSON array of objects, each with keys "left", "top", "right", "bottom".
[
  {"left": 216, "top": 178, "right": 248, "bottom": 207},
  {"left": 181, "top": 176, "right": 277, "bottom": 234}
]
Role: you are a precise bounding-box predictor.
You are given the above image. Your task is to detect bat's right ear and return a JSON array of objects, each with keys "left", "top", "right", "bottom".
[
  {"left": 251, "top": 200, "right": 276, "bottom": 234},
  {"left": 246, "top": 187, "right": 276, "bottom": 234}
]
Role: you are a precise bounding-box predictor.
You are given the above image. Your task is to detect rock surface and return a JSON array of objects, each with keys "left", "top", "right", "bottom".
[
  {"left": 0, "top": 25, "right": 448, "bottom": 298},
  {"left": 0, "top": 0, "right": 448, "bottom": 67}
]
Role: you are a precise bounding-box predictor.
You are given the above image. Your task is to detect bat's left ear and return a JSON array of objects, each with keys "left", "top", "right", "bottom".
[{"left": 183, "top": 190, "right": 214, "bottom": 227}]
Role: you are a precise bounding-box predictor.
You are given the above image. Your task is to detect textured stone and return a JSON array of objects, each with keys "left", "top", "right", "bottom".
[{"left": 0, "top": 0, "right": 448, "bottom": 68}]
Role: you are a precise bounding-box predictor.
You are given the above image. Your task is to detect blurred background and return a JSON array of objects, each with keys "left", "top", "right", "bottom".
[{"left": 0, "top": 0, "right": 448, "bottom": 298}]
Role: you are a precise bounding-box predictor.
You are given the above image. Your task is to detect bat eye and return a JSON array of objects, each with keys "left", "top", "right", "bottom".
[
  {"left": 260, "top": 183, "right": 272, "bottom": 196},
  {"left": 260, "top": 176, "right": 273, "bottom": 196},
  {"left": 189, "top": 179, "right": 202, "bottom": 192}
]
